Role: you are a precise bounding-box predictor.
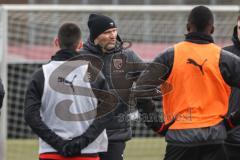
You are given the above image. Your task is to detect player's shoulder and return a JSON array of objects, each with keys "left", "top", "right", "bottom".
[
  {"left": 31, "top": 67, "right": 44, "bottom": 82},
  {"left": 222, "top": 45, "right": 234, "bottom": 51},
  {"left": 154, "top": 47, "right": 174, "bottom": 62},
  {"left": 122, "top": 47, "right": 136, "bottom": 55},
  {"left": 121, "top": 47, "right": 144, "bottom": 63}
]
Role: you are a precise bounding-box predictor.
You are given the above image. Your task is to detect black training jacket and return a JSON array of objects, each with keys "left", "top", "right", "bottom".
[
  {"left": 82, "top": 36, "right": 143, "bottom": 142},
  {"left": 223, "top": 26, "right": 240, "bottom": 145}
]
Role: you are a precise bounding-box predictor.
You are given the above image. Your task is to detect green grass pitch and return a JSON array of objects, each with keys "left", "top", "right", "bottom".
[{"left": 7, "top": 138, "right": 166, "bottom": 160}]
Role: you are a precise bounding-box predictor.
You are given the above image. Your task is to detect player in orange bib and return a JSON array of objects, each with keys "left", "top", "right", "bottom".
[{"left": 135, "top": 6, "right": 240, "bottom": 160}]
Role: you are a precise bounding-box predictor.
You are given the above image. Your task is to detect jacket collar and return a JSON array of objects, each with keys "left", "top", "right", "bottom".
[
  {"left": 185, "top": 32, "right": 214, "bottom": 44},
  {"left": 51, "top": 49, "right": 79, "bottom": 61}
]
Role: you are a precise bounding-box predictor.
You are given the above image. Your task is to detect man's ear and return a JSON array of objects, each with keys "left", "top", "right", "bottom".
[
  {"left": 210, "top": 26, "right": 214, "bottom": 34},
  {"left": 186, "top": 23, "right": 190, "bottom": 32},
  {"left": 54, "top": 37, "right": 59, "bottom": 48},
  {"left": 94, "top": 38, "right": 99, "bottom": 45}
]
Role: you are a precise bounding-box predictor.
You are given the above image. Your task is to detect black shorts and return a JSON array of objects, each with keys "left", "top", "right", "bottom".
[
  {"left": 164, "top": 143, "right": 228, "bottom": 160},
  {"left": 99, "top": 141, "right": 126, "bottom": 160},
  {"left": 225, "top": 142, "right": 240, "bottom": 160}
]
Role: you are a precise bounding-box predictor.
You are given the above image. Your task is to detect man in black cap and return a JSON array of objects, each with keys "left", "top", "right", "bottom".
[{"left": 80, "top": 13, "right": 145, "bottom": 160}]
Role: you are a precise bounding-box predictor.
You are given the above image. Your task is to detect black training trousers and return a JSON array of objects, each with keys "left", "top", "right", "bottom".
[
  {"left": 99, "top": 141, "right": 126, "bottom": 160},
  {"left": 164, "top": 143, "right": 228, "bottom": 160},
  {"left": 225, "top": 143, "right": 240, "bottom": 160}
]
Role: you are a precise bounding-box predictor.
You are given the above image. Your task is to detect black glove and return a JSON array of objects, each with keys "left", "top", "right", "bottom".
[
  {"left": 154, "top": 117, "right": 176, "bottom": 136},
  {"left": 59, "top": 136, "right": 89, "bottom": 157},
  {"left": 223, "top": 111, "right": 240, "bottom": 131},
  {"left": 58, "top": 107, "right": 113, "bottom": 157}
]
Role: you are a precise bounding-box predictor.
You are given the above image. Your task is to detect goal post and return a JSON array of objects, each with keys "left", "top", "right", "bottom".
[
  {"left": 0, "top": 4, "right": 239, "bottom": 160},
  {"left": 0, "top": 6, "right": 8, "bottom": 160},
  {"left": 2, "top": 4, "right": 240, "bottom": 12}
]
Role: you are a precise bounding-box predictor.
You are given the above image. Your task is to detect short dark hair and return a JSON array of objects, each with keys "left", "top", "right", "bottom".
[
  {"left": 58, "top": 23, "right": 81, "bottom": 49},
  {"left": 188, "top": 6, "right": 214, "bottom": 32}
]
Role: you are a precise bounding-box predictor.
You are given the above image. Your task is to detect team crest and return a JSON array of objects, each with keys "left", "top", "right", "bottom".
[{"left": 113, "top": 58, "right": 123, "bottom": 70}]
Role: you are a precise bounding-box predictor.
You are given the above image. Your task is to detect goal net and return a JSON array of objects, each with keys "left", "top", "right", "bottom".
[{"left": 0, "top": 4, "right": 239, "bottom": 160}]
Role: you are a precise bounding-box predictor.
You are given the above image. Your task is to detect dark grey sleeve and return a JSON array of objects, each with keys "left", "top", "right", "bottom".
[
  {"left": 151, "top": 47, "right": 174, "bottom": 82},
  {"left": 130, "top": 50, "right": 144, "bottom": 63},
  {"left": 136, "top": 98, "right": 163, "bottom": 131},
  {"left": 135, "top": 47, "right": 174, "bottom": 95},
  {"left": 0, "top": 78, "right": 4, "bottom": 109},
  {"left": 124, "top": 50, "right": 145, "bottom": 81},
  {"left": 219, "top": 49, "right": 240, "bottom": 88},
  {"left": 134, "top": 48, "right": 174, "bottom": 130},
  {"left": 24, "top": 69, "right": 66, "bottom": 151}
]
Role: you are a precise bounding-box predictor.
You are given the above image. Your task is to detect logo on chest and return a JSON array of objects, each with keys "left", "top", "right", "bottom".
[
  {"left": 112, "top": 58, "right": 125, "bottom": 73},
  {"left": 186, "top": 58, "right": 207, "bottom": 75}
]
